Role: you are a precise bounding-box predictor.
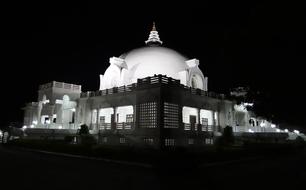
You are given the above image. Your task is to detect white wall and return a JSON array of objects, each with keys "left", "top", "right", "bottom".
[
  {"left": 92, "top": 109, "right": 97, "bottom": 123},
  {"left": 214, "top": 112, "right": 218, "bottom": 126},
  {"left": 182, "top": 106, "right": 198, "bottom": 124},
  {"left": 116, "top": 105, "right": 133, "bottom": 123}
]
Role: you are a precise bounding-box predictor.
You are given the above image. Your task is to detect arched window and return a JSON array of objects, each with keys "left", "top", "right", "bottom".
[
  {"left": 190, "top": 74, "right": 204, "bottom": 89},
  {"left": 191, "top": 76, "right": 197, "bottom": 88}
]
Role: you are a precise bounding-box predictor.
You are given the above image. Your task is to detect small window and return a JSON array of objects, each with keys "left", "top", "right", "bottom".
[
  {"left": 44, "top": 117, "right": 49, "bottom": 124},
  {"left": 201, "top": 118, "right": 208, "bottom": 131},
  {"left": 188, "top": 138, "right": 194, "bottom": 145},
  {"left": 165, "top": 139, "right": 175, "bottom": 146},
  {"left": 99, "top": 116, "right": 105, "bottom": 124},
  {"left": 120, "top": 138, "right": 126, "bottom": 144},
  {"left": 138, "top": 102, "right": 157, "bottom": 128},
  {"left": 205, "top": 138, "right": 214, "bottom": 145},
  {"left": 126, "top": 114, "right": 133, "bottom": 123},
  {"left": 164, "top": 102, "right": 179, "bottom": 128},
  {"left": 144, "top": 138, "right": 154, "bottom": 144},
  {"left": 71, "top": 112, "right": 75, "bottom": 123},
  {"left": 201, "top": 118, "right": 208, "bottom": 126},
  {"left": 102, "top": 137, "right": 107, "bottom": 143}
]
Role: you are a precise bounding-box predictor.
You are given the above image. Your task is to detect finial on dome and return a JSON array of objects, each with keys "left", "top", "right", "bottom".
[
  {"left": 145, "top": 22, "right": 163, "bottom": 46},
  {"left": 152, "top": 22, "right": 156, "bottom": 31}
]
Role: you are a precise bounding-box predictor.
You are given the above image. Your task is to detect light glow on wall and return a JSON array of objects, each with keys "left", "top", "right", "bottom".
[
  {"left": 32, "top": 120, "right": 38, "bottom": 125},
  {"left": 200, "top": 109, "right": 213, "bottom": 125},
  {"left": 22, "top": 125, "right": 27, "bottom": 129},
  {"left": 271, "top": 124, "right": 276, "bottom": 128},
  {"left": 182, "top": 106, "right": 198, "bottom": 124},
  {"left": 116, "top": 105, "right": 133, "bottom": 123},
  {"left": 30, "top": 125, "right": 34, "bottom": 128},
  {"left": 58, "top": 125, "right": 63, "bottom": 129},
  {"left": 99, "top": 108, "right": 114, "bottom": 123}
]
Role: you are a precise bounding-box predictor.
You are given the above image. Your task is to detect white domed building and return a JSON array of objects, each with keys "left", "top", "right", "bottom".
[
  {"left": 99, "top": 23, "right": 208, "bottom": 91},
  {"left": 21, "top": 23, "right": 292, "bottom": 149}
]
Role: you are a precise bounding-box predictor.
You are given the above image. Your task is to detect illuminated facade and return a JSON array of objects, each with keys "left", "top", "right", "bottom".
[{"left": 22, "top": 23, "right": 302, "bottom": 148}]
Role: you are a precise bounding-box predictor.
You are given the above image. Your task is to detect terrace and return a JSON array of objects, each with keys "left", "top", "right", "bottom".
[{"left": 80, "top": 75, "right": 226, "bottom": 99}]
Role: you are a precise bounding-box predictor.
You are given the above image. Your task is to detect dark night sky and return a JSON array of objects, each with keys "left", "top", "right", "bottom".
[{"left": 1, "top": 2, "right": 305, "bottom": 129}]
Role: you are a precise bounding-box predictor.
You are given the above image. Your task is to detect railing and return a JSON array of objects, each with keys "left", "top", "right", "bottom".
[
  {"left": 98, "top": 123, "right": 133, "bottom": 130},
  {"left": 233, "top": 125, "right": 281, "bottom": 133},
  {"left": 184, "top": 123, "right": 191, "bottom": 130},
  {"left": 201, "top": 125, "right": 213, "bottom": 132},
  {"left": 183, "top": 123, "right": 198, "bottom": 131},
  {"left": 137, "top": 74, "right": 181, "bottom": 86},
  {"left": 99, "top": 123, "right": 112, "bottom": 130},
  {"left": 33, "top": 123, "right": 76, "bottom": 129},
  {"left": 80, "top": 75, "right": 226, "bottom": 99},
  {"left": 183, "top": 123, "right": 214, "bottom": 132},
  {"left": 39, "top": 81, "right": 81, "bottom": 91},
  {"left": 184, "top": 123, "right": 198, "bottom": 131},
  {"left": 24, "top": 128, "right": 77, "bottom": 135},
  {"left": 115, "top": 122, "right": 133, "bottom": 130},
  {"left": 80, "top": 84, "right": 136, "bottom": 98}
]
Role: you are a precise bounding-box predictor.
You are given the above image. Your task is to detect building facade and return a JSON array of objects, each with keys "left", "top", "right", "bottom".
[{"left": 22, "top": 23, "right": 297, "bottom": 148}]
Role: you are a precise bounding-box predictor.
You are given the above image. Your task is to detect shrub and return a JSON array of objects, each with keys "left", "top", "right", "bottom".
[{"left": 78, "top": 124, "right": 89, "bottom": 135}]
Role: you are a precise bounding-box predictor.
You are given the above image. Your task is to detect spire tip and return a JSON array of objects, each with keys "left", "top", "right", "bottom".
[{"left": 145, "top": 22, "right": 163, "bottom": 46}]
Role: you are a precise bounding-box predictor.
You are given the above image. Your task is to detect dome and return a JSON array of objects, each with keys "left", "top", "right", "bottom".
[
  {"left": 99, "top": 23, "right": 208, "bottom": 91},
  {"left": 120, "top": 46, "right": 188, "bottom": 84}
]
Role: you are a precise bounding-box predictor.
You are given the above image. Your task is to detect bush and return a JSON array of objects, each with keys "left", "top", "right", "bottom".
[{"left": 78, "top": 124, "right": 89, "bottom": 135}]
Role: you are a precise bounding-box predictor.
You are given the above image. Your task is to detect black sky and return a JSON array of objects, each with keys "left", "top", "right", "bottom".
[{"left": 1, "top": 2, "right": 305, "bottom": 128}]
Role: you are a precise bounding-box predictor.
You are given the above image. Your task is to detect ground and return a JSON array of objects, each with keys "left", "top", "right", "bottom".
[{"left": 0, "top": 145, "right": 305, "bottom": 190}]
